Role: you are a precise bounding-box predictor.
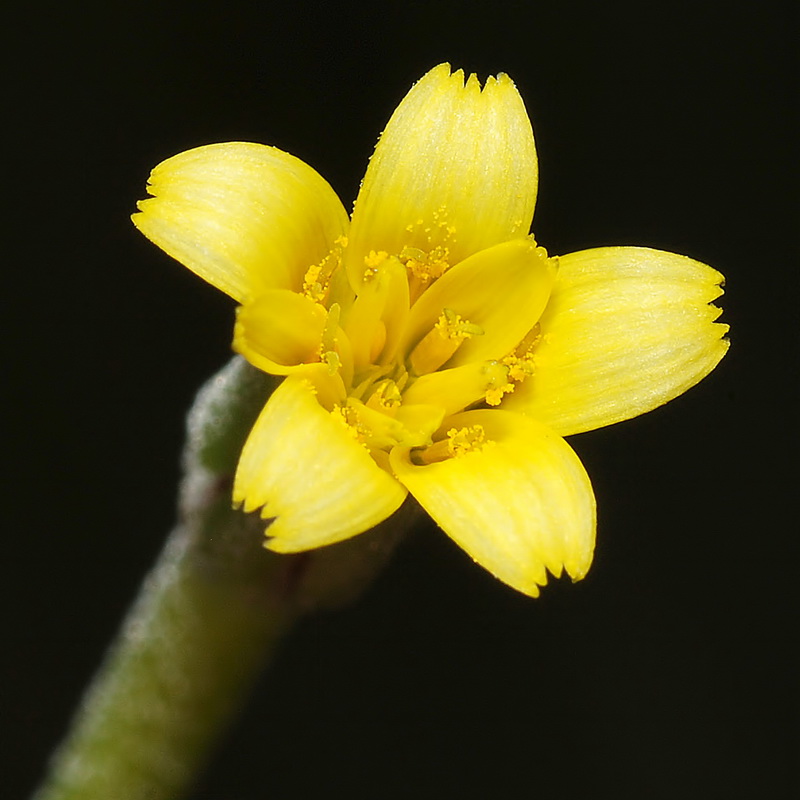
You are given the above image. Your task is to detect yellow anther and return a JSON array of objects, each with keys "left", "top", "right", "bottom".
[
  {"left": 446, "top": 425, "right": 489, "bottom": 457},
  {"left": 501, "top": 322, "right": 542, "bottom": 386},
  {"left": 303, "top": 240, "right": 346, "bottom": 302},
  {"left": 485, "top": 383, "right": 515, "bottom": 406},
  {"left": 331, "top": 404, "right": 362, "bottom": 440},
  {"left": 364, "top": 249, "right": 389, "bottom": 273},
  {"left": 394, "top": 212, "right": 458, "bottom": 300},
  {"left": 331, "top": 401, "right": 393, "bottom": 451},
  {"left": 303, "top": 263, "right": 322, "bottom": 294},
  {"left": 411, "top": 423, "right": 493, "bottom": 465},
  {"left": 478, "top": 361, "right": 514, "bottom": 406},
  {"left": 397, "top": 243, "right": 451, "bottom": 302},
  {"left": 337, "top": 397, "right": 412, "bottom": 452},
  {"left": 400, "top": 244, "right": 450, "bottom": 281},
  {"left": 409, "top": 308, "right": 483, "bottom": 375},
  {"left": 504, "top": 355, "right": 535, "bottom": 383},
  {"left": 435, "top": 307, "right": 483, "bottom": 341}
]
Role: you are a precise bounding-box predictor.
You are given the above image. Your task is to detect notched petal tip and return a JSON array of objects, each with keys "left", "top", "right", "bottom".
[
  {"left": 391, "top": 410, "right": 596, "bottom": 598},
  {"left": 422, "top": 63, "right": 519, "bottom": 94},
  {"left": 133, "top": 142, "right": 349, "bottom": 304},
  {"left": 504, "top": 247, "right": 731, "bottom": 436},
  {"left": 346, "top": 63, "right": 538, "bottom": 284},
  {"left": 233, "top": 377, "right": 407, "bottom": 553},
  {"left": 230, "top": 500, "right": 284, "bottom": 550}
]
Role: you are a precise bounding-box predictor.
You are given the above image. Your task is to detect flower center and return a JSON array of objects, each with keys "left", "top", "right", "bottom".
[
  {"left": 315, "top": 240, "right": 551, "bottom": 458},
  {"left": 248, "top": 237, "right": 552, "bottom": 464}
]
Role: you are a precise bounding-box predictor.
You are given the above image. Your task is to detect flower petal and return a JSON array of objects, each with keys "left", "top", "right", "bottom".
[
  {"left": 401, "top": 361, "right": 513, "bottom": 415},
  {"left": 390, "top": 409, "right": 595, "bottom": 597},
  {"left": 234, "top": 376, "right": 407, "bottom": 551},
  {"left": 401, "top": 238, "right": 555, "bottom": 369},
  {"left": 343, "top": 256, "right": 410, "bottom": 372},
  {"left": 503, "top": 247, "right": 729, "bottom": 435},
  {"left": 346, "top": 64, "right": 538, "bottom": 288},
  {"left": 133, "top": 142, "right": 349, "bottom": 303},
  {"left": 233, "top": 290, "right": 327, "bottom": 374}
]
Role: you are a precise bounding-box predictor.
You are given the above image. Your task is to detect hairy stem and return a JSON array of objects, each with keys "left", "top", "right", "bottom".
[{"left": 33, "top": 358, "right": 409, "bottom": 800}]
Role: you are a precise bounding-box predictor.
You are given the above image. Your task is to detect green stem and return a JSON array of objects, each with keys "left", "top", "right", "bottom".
[{"left": 33, "top": 358, "right": 411, "bottom": 800}]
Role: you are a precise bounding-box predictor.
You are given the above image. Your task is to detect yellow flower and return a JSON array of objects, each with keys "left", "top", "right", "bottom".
[{"left": 133, "top": 64, "right": 728, "bottom": 597}]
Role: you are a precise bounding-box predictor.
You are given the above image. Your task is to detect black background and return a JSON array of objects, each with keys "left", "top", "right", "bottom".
[{"left": 7, "top": 2, "right": 796, "bottom": 798}]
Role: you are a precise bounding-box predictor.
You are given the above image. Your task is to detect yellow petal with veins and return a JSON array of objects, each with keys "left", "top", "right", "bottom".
[
  {"left": 234, "top": 376, "right": 407, "bottom": 551},
  {"left": 390, "top": 409, "right": 595, "bottom": 597},
  {"left": 503, "top": 247, "right": 729, "bottom": 435},
  {"left": 133, "top": 142, "right": 349, "bottom": 303},
  {"left": 402, "top": 238, "right": 555, "bottom": 369},
  {"left": 346, "top": 64, "right": 538, "bottom": 289}
]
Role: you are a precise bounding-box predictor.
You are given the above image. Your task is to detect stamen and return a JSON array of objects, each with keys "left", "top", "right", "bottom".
[
  {"left": 412, "top": 424, "right": 493, "bottom": 465},
  {"left": 366, "top": 379, "right": 402, "bottom": 412},
  {"left": 447, "top": 425, "right": 489, "bottom": 457},
  {"left": 331, "top": 401, "right": 403, "bottom": 452},
  {"left": 364, "top": 250, "right": 389, "bottom": 280},
  {"left": 318, "top": 303, "right": 342, "bottom": 373},
  {"left": 409, "top": 308, "right": 483, "bottom": 375},
  {"left": 395, "top": 208, "right": 460, "bottom": 302},
  {"left": 514, "top": 321, "right": 543, "bottom": 356},
  {"left": 303, "top": 263, "right": 323, "bottom": 297},
  {"left": 303, "top": 237, "right": 347, "bottom": 303},
  {"left": 436, "top": 307, "right": 483, "bottom": 339},
  {"left": 501, "top": 322, "right": 542, "bottom": 385},
  {"left": 485, "top": 380, "right": 515, "bottom": 406},
  {"left": 503, "top": 354, "right": 536, "bottom": 384},
  {"left": 339, "top": 398, "right": 408, "bottom": 452},
  {"left": 398, "top": 244, "right": 451, "bottom": 303},
  {"left": 331, "top": 404, "right": 363, "bottom": 441},
  {"left": 400, "top": 244, "right": 450, "bottom": 281}
]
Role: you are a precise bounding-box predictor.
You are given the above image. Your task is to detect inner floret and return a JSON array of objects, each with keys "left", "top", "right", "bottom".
[
  {"left": 235, "top": 236, "right": 556, "bottom": 467},
  {"left": 324, "top": 240, "right": 554, "bottom": 461}
]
